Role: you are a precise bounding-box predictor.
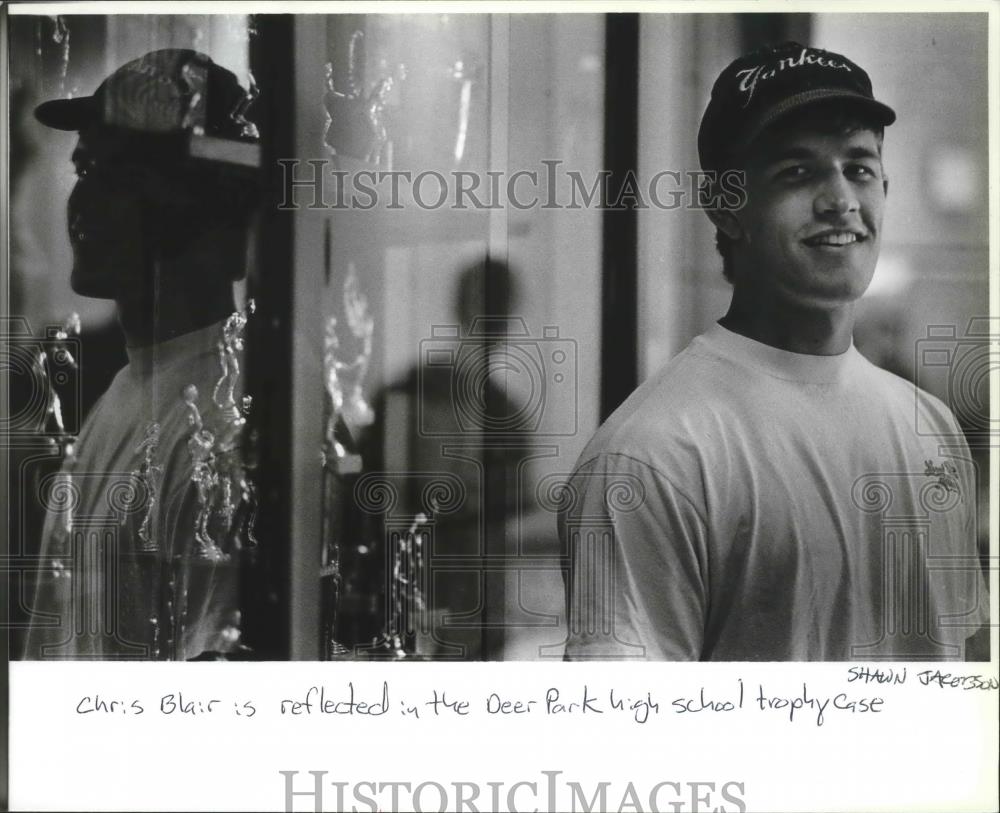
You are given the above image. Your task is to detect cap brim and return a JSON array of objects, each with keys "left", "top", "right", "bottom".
[
  {"left": 34, "top": 96, "right": 100, "bottom": 131},
  {"left": 739, "top": 88, "right": 896, "bottom": 150}
]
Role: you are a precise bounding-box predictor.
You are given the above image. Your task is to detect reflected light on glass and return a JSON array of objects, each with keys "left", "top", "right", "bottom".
[{"left": 926, "top": 143, "right": 980, "bottom": 214}]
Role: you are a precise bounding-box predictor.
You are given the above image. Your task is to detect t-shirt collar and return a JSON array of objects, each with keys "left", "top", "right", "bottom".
[
  {"left": 698, "top": 321, "right": 858, "bottom": 384},
  {"left": 125, "top": 320, "right": 226, "bottom": 372}
]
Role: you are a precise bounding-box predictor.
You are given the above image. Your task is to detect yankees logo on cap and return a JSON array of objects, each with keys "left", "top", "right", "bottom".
[{"left": 698, "top": 41, "right": 896, "bottom": 171}]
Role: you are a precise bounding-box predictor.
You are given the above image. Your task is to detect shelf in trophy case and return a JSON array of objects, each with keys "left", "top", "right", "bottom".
[{"left": 188, "top": 133, "right": 261, "bottom": 168}]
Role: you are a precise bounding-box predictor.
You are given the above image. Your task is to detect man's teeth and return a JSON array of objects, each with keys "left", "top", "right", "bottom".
[{"left": 811, "top": 232, "right": 858, "bottom": 246}]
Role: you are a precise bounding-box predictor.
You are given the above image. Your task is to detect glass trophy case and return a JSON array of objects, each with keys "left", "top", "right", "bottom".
[
  {"left": 7, "top": 14, "right": 269, "bottom": 660},
  {"left": 304, "top": 14, "right": 527, "bottom": 661},
  {"left": 298, "top": 14, "right": 605, "bottom": 661},
  {"left": 6, "top": 12, "right": 605, "bottom": 660}
]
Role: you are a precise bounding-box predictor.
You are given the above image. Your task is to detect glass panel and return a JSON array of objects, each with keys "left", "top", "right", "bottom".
[
  {"left": 306, "top": 14, "right": 605, "bottom": 660},
  {"left": 7, "top": 11, "right": 604, "bottom": 662},
  {"left": 9, "top": 14, "right": 260, "bottom": 660}
]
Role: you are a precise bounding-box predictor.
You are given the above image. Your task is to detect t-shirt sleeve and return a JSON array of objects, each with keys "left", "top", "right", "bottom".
[
  {"left": 559, "top": 453, "right": 710, "bottom": 661},
  {"left": 916, "top": 391, "right": 991, "bottom": 656},
  {"left": 944, "top": 434, "right": 990, "bottom": 656}
]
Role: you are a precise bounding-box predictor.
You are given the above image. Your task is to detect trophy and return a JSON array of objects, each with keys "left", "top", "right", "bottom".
[
  {"left": 35, "top": 312, "right": 80, "bottom": 570},
  {"left": 182, "top": 300, "right": 258, "bottom": 561},
  {"left": 322, "top": 262, "right": 375, "bottom": 464},
  {"left": 320, "top": 265, "right": 377, "bottom": 659},
  {"left": 34, "top": 311, "right": 80, "bottom": 449},
  {"left": 133, "top": 422, "right": 163, "bottom": 552},
  {"left": 379, "top": 511, "right": 430, "bottom": 659},
  {"left": 323, "top": 30, "right": 405, "bottom": 166}
]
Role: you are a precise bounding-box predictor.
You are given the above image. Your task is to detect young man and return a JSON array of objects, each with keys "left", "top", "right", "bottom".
[
  {"left": 560, "top": 42, "right": 988, "bottom": 661},
  {"left": 22, "top": 50, "right": 259, "bottom": 659}
]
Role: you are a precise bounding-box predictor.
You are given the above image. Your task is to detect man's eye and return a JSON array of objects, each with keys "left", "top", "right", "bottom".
[
  {"left": 73, "top": 159, "right": 94, "bottom": 179},
  {"left": 847, "top": 164, "right": 878, "bottom": 180},
  {"left": 775, "top": 165, "right": 809, "bottom": 181}
]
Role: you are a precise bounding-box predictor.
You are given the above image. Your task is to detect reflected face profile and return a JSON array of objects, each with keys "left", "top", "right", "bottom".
[
  {"left": 67, "top": 128, "right": 154, "bottom": 299},
  {"left": 735, "top": 123, "right": 887, "bottom": 309},
  {"left": 66, "top": 126, "right": 188, "bottom": 300}
]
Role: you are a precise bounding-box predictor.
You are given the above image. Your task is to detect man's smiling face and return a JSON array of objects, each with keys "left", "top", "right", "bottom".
[{"left": 730, "top": 115, "right": 887, "bottom": 310}]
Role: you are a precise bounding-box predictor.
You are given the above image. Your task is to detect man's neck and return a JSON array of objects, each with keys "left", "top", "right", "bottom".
[
  {"left": 116, "top": 277, "right": 236, "bottom": 348},
  {"left": 719, "top": 286, "right": 855, "bottom": 356},
  {"left": 114, "top": 234, "right": 244, "bottom": 347}
]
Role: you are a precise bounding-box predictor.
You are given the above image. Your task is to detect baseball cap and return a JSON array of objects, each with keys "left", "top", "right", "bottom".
[
  {"left": 35, "top": 49, "right": 257, "bottom": 141},
  {"left": 698, "top": 41, "right": 895, "bottom": 171}
]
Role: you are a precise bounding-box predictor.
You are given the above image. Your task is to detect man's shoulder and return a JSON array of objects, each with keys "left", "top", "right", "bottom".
[
  {"left": 569, "top": 338, "right": 747, "bottom": 498},
  {"left": 586, "top": 335, "right": 754, "bottom": 454},
  {"left": 853, "top": 352, "right": 963, "bottom": 434}
]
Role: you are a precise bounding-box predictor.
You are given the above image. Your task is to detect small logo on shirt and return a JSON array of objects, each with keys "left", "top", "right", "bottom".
[{"left": 924, "top": 459, "right": 960, "bottom": 496}]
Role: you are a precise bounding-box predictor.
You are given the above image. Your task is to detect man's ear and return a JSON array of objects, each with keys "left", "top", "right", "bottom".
[{"left": 706, "top": 207, "right": 743, "bottom": 241}]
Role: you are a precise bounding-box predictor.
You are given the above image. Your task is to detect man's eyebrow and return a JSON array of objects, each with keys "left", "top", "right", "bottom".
[
  {"left": 758, "top": 145, "right": 816, "bottom": 164},
  {"left": 757, "top": 143, "right": 882, "bottom": 165},
  {"left": 844, "top": 145, "right": 881, "bottom": 160}
]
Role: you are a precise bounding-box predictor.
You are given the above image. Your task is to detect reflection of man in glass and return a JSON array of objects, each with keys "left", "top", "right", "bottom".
[{"left": 23, "top": 50, "right": 259, "bottom": 660}]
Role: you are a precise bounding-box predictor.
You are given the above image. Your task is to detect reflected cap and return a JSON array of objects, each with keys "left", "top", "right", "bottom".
[
  {"left": 34, "top": 48, "right": 257, "bottom": 140},
  {"left": 698, "top": 41, "right": 895, "bottom": 171}
]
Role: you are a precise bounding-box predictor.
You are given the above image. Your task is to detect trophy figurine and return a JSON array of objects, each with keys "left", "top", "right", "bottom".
[
  {"left": 35, "top": 312, "right": 81, "bottom": 572},
  {"left": 319, "top": 265, "right": 378, "bottom": 659},
  {"left": 323, "top": 30, "right": 404, "bottom": 166},
  {"left": 322, "top": 263, "right": 375, "bottom": 464},
  {"left": 182, "top": 300, "right": 257, "bottom": 560}
]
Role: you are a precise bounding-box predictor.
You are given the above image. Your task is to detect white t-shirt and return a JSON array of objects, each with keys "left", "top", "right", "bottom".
[
  {"left": 25, "top": 321, "right": 243, "bottom": 660},
  {"left": 560, "top": 323, "right": 988, "bottom": 661}
]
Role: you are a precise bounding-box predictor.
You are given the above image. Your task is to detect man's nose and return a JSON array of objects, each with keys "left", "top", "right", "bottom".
[{"left": 814, "top": 172, "right": 859, "bottom": 218}]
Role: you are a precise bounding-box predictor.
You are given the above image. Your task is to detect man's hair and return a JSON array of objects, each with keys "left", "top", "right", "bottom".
[{"left": 712, "top": 101, "right": 885, "bottom": 283}]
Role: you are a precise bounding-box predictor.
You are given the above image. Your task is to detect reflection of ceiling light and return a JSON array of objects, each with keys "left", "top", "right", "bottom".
[
  {"left": 864, "top": 252, "right": 912, "bottom": 299},
  {"left": 927, "top": 143, "right": 980, "bottom": 213}
]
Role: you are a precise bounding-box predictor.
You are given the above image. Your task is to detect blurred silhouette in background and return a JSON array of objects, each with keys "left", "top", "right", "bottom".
[{"left": 362, "top": 257, "right": 535, "bottom": 659}]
